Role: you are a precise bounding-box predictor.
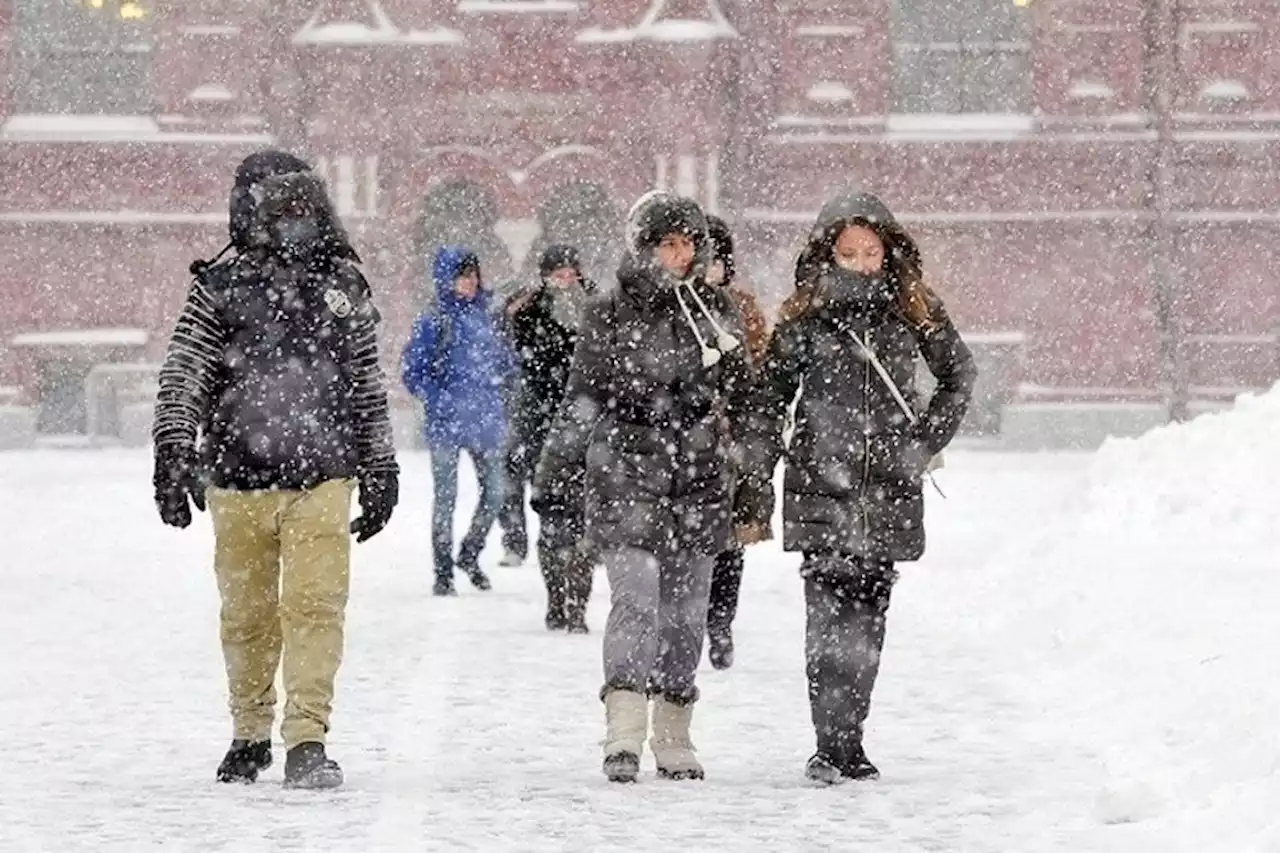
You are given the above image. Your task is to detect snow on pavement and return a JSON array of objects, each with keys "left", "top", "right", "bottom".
[{"left": 0, "top": 397, "right": 1275, "bottom": 852}]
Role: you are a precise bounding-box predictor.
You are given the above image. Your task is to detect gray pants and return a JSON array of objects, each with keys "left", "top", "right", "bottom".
[{"left": 602, "top": 547, "right": 714, "bottom": 704}]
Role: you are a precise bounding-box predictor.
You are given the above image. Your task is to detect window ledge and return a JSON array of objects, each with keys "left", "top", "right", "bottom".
[{"left": 885, "top": 113, "right": 1035, "bottom": 140}]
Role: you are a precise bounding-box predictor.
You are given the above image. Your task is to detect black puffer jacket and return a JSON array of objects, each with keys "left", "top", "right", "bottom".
[
  {"left": 754, "top": 190, "right": 977, "bottom": 563},
  {"left": 533, "top": 193, "right": 767, "bottom": 558},
  {"left": 503, "top": 249, "right": 595, "bottom": 472}
]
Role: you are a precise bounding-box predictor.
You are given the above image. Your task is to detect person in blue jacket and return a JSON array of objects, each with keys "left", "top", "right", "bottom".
[{"left": 402, "top": 247, "right": 515, "bottom": 596}]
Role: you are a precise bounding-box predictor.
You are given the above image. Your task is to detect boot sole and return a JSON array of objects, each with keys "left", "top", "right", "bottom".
[
  {"left": 283, "top": 770, "right": 344, "bottom": 790},
  {"left": 656, "top": 767, "right": 705, "bottom": 781}
]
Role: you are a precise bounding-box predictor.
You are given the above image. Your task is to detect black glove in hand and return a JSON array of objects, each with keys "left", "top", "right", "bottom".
[
  {"left": 351, "top": 469, "right": 399, "bottom": 543},
  {"left": 153, "top": 445, "right": 206, "bottom": 529}
]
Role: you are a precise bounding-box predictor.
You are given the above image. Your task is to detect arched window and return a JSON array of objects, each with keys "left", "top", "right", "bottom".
[
  {"left": 890, "top": 0, "right": 1031, "bottom": 114},
  {"left": 525, "top": 182, "right": 620, "bottom": 289},
  {"left": 12, "top": 0, "right": 153, "bottom": 115}
]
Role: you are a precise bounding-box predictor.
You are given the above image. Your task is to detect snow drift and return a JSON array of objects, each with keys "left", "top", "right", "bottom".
[{"left": 980, "top": 384, "right": 1280, "bottom": 849}]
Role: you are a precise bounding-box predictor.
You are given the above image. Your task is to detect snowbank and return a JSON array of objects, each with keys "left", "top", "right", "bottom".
[{"left": 979, "top": 384, "right": 1280, "bottom": 849}]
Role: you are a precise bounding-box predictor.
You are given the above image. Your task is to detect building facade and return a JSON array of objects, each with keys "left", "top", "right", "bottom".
[{"left": 1, "top": 0, "right": 1277, "bottom": 440}]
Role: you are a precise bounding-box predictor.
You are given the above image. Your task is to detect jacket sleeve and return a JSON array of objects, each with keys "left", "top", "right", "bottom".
[
  {"left": 349, "top": 318, "right": 399, "bottom": 476},
  {"left": 152, "top": 279, "right": 226, "bottom": 453},
  {"left": 912, "top": 304, "right": 978, "bottom": 455},
  {"left": 742, "top": 315, "right": 809, "bottom": 488},
  {"left": 531, "top": 299, "right": 611, "bottom": 510},
  {"left": 399, "top": 316, "right": 437, "bottom": 401}
]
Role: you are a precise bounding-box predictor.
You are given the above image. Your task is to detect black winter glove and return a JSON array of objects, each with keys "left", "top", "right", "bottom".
[
  {"left": 153, "top": 445, "right": 206, "bottom": 529},
  {"left": 351, "top": 469, "right": 399, "bottom": 543}
]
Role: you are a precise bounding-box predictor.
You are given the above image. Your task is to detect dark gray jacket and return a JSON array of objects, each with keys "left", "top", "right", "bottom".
[
  {"left": 533, "top": 194, "right": 768, "bottom": 558},
  {"left": 754, "top": 191, "right": 977, "bottom": 562}
]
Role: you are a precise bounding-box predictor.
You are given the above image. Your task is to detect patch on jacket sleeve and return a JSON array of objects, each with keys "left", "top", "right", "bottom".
[{"left": 324, "top": 288, "right": 354, "bottom": 318}]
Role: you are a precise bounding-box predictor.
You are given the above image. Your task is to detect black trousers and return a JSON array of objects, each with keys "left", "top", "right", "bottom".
[
  {"left": 538, "top": 508, "right": 592, "bottom": 623},
  {"left": 706, "top": 545, "right": 744, "bottom": 639},
  {"left": 802, "top": 554, "right": 897, "bottom": 764}
]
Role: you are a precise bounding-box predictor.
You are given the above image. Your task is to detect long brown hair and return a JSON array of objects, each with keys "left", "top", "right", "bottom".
[{"left": 781, "top": 219, "right": 938, "bottom": 332}]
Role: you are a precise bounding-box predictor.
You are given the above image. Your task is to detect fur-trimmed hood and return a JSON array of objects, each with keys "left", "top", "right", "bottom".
[{"left": 795, "top": 188, "right": 920, "bottom": 289}]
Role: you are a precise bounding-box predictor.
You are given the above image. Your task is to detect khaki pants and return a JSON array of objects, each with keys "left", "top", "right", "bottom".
[{"left": 207, "top": 479, "right": 354, "bottom": 748}]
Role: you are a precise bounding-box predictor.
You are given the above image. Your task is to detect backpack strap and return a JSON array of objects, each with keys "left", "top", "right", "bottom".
[{"left": 431, "top": 313, "right": 454, "bottom": 378}]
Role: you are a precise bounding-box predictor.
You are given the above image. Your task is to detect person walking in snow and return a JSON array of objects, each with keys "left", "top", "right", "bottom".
[
  {"left": 533, "top": 191, "right": 770, "bottom": 783},
  {"left": 152, "top": 151, "right": 399, "bottom": 790},
  {"left": 702, "top": 215, "right": 772, "bottom": 670},
  {"left": 402, "top": 247, "right": 515, "bottom": 597},
  {"left": 501, "top": 244, "right": 597, "bottom": 632},
  {"left": 750, "top": 189, "right": 977, "bottom": 785}
]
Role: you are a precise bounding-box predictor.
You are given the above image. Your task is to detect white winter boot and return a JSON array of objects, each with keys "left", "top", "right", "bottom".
[
  {"left": 602, "top": 690, "right": 647, "bottom": 783},
  {"left": 651, "top": 696, "right": 704, "bottom": 780}
]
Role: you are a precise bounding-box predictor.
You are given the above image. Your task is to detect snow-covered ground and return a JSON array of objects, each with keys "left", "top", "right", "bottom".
[{"left": 1, "top": 390, "right": 1277, "bottom": 851}]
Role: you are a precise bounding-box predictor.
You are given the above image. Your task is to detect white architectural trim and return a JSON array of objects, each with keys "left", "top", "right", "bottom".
[
  {"left": 0, "top": 114, "right": 271, "bottom": 145},
  {"left": 459, "top": 0, "right": 580, "bottom": 12},
  {"left": 422, "top": 144, "right": 605, "bottom": 187},
  {"left": 654, "top": 154, "right": 670, "bottom": 190},
  {"left": 675, "top": 154, "right": 698, "bottom": 197},
  {"left": 578, "top": 0, "right": 736, "bottom": 42},
  {"left": 293, "top": 0, "right": 464, "bottom": 45},
  {"left": 704, "top": 151, "right": 720, "bottom": 215}
]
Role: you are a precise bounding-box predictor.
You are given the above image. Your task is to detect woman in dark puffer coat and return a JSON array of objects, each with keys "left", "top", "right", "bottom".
[
  {"left": 751, "top": 189, "right": 977, "bottom": 785},
  {"left": 533, "top": 191, "right": 769, "bottom": 784}
]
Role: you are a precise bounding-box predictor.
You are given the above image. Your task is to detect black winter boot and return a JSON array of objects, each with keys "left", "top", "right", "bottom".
[
  {"left": 707, "top": 628, "right": 734, "bottom": 670},
  {"left": 433, "top": 575, "right": 457, "bottom": 597},
  {"left": 216, "top": 739, "right": 272, "bottom": 784},
  {"left": 283, "top": 742, "right": 343, "bottom": 790},
  {"left": 841, "top": 743, "right": 880, "bottom": 780}
]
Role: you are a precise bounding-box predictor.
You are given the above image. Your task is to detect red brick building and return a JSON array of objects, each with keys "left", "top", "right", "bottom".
[{"left": 1, "top": 0, "right": 1277, "bottom": 444}]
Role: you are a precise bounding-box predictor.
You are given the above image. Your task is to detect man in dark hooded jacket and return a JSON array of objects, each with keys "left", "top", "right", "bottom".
[
  {"left": 500, "top": 244, "right": 595, "bottom": 631},
  {"left": 152, "top": 151, "right": 399, "bottom": 790}
]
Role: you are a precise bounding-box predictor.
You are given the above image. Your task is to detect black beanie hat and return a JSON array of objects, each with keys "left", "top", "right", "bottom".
[
  {"left": 539, "top": 244, "right": 582, "bottom": 278},
  {"left": 706, "top": 215, "right": 736, "bottom": 284}
]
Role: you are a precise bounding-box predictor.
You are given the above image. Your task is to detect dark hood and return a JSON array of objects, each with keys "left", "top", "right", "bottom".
[
  {"left": 433, "top": 246, "right": 486, "bottom": 316},
  {"left": 229, "top": 150, "right": 360, "bottom": 263},
  {"left": 618, "top": 191, "right": 710, "bottom": 300},
  {"left": 797, "top": 188, "right": 920, "bottom": 289},
  {"left": 539, "top": 244, "right": 582, "bottom": 279},
  {"left": 248, "top": 169, "right": 360, "bottom": 266}
]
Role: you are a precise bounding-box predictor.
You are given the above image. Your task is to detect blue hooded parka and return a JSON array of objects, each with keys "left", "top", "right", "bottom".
[{"left": 401, "top": 247, "right": 515, "bottom": 451}]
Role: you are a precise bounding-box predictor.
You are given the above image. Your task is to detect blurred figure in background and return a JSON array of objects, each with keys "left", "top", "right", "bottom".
[
  {"left": 402, "top": 247, "right": 515, "bottom": 597},
  {"left": 501, "top": 245, "right": 596, "bottom": 632},
  {"left": 702, "top": 215, "right": 772, "bottom": 670}
]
